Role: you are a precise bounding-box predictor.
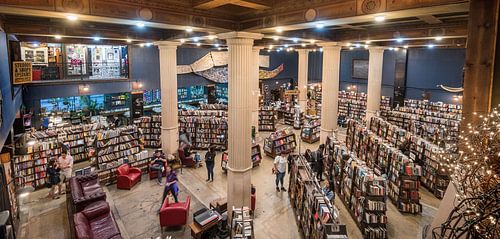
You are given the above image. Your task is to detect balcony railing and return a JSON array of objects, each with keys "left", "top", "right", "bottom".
[{"left": 31, "top": 62, "right": 129, "bottom": 82}]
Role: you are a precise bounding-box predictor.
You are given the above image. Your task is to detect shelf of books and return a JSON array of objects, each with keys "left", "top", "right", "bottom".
[
  {"left": 95, "top": 126, "right": 150, "bottom": 185},
  {"left": 258, "top": 107, "right": 276, "bottom": 132},
  {"left": 135, "top": 115, "right": 162, "bottom": 148},
  {"left": 263, "top": 129, "right": 297, "bottom": 158},
  {"left": 333, "top": 145, "right": 388, "bottom": 239},
  {"left": 251, "top": 144, "right": 262, "bottom": 167},
  {"left": 381, "top": 99, "right": 461, "bottom": 147},
  {"left": 56, "top": 125, "right": 88, "bottom": 163},
  {"left": 289, "top": 154, "right": 347, "bottom": 239},
  {"left": 179, "top": 110, "right": 228, "bottom": 151},
  {"left": 300, "top": 119, "right": 320, "bottom": 144},
  {"left": 338, "top": 91, "right": 391, "bottom": 120},
  {"left": 231, "top": 206, "right": 254, "bottom": 239}
]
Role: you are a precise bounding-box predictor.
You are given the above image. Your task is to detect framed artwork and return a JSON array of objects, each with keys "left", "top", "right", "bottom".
[{"left": 352, "top": 59, "right": 369, "bottom": 79}]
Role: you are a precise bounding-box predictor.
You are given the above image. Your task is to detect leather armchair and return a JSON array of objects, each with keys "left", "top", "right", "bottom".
[
  {"left": 159, "top": 196, "right": 190, "bottom": 228},
  {"left": 74, "top": 201, "right": 122, "bottom": 239},
  {"left": 178, "top": 146, "right": 196, "bottom": 167},
  {"left": 116, "top": 164, "right": 142, "bottom": 190},
  {"left": 251, "top": 193, "right": 256, "bottom": 212},
  {"left": 149, "top": 168, "right": 167, "bottom": 180},
  {"left": 69, "top": 173, "right": 107, "bottom": 212}
]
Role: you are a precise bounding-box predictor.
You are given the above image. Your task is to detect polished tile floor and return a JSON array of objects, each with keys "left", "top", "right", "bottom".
[{"left": 17, "top": 123, "right": 441, "bottom": 239}]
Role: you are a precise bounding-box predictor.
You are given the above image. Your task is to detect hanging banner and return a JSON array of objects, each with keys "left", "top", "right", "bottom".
[
  {"left": 190, "top": 53, "right": 214, "bottom": 72},
  {"left": 177, "top": 65, "right": 193, "bottom": 74},
  {"left": 211, "top": 51, "right": 228, "bottom": 66},
  {"left": 12, "top": 61, "right": 32, "bottom": 84},
  {"left": 259, "top": 55, "right": 269, "bottom": 68},
  {"left": 259, "top": 64, "right": 284, "bottom": 79}
]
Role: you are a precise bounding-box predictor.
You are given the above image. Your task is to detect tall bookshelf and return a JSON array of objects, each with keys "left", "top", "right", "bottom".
[
  {"left": 179, "top": 110, "right": 228, "bottom": 150},
  {"left": 258, "top": 107, "right": 276, "bottom": 132},
  {"left": 251, "top": 144, "right": 262, "bottom": 167},
  {"left": 56, "top": 125, "right": 88, "bottom": 163},
  {"left": 263, "top": 129, "right": 296, "bottom": 158},
  {"left": 135, "top": 115, "right": 162, "bottom": 148},
  {"left": 289, "top": 154, "right": 347, "bottom": 239},
  {"left": 300, "top": 119, "right": 320, "bottom": 144}
]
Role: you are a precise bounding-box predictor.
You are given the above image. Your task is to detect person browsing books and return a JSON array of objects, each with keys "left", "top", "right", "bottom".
[
  {"left": 205, "top": 146, "right": 216, "bottom": 182},
  {"left": 57, "top": 151, "right": 73, "bottom": 194},
  {"left": 322, "top": 180, "right": 335, "bottom": 202},
  {"left": 274, "top": 151, "right": 287, "bottom": 192}
]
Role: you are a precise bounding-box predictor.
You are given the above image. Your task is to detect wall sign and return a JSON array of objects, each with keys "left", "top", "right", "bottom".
[
  {"left": 352, "top": 59, "right": 369, "bottom": 79},
  {"left": 12, "top": 61, "right": 32, "bottom": 84},
  {"left": 131, "top": 92, "right": 144, "bottom": 119}
]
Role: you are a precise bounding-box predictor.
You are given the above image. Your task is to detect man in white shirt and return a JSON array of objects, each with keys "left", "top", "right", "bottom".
[
  {"left": 57, "top": 151, "right": 73, "bottom": 193},
  {"left": 274, "top": 151, "right": 287, "bottom": 192}
]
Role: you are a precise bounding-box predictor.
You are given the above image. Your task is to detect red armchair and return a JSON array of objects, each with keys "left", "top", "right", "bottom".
[
  {"left": 149, "top": 167, "right": 167, "bottom": 180},
  {"left": 116, "top": 164, "right": 142, "bottom": 190},
  {"left": 74, "top": 200, "right": 122, "bottom": 239},
  {"left": 251, "top": 193, "right": 256, "bottom": 212},
  {"left": 178, "top": 146, "right": 196, "bottom": 167},
  {"left": 159, "top": 196, "right": 191, "bottom": 228},
  {"left": 69, "top": 173, "right": 107, "bottom": 212}
]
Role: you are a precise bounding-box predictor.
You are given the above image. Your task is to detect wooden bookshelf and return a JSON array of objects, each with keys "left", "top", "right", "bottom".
[
  {"left": 251, "top": 144, "right": 262, "bottom": 167},
  {"left": 300, "top": 122, "right": 320, "bottom": 144},
  {"left": 258, "top": 107, "right": 276, "bottom": 132},
  {"left": 263, "top": 129, "right": 297, "bottom": 158},
  {"left": 179, "top": 110, "right": 228, "bottom": 151},
  {"left": 135, "top": 115, "right": 162, "bottom": 148}
]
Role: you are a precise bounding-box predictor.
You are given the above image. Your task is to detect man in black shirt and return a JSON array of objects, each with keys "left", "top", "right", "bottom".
[{"left": 150, "top": 150, "right": 167, "bottom": 184}]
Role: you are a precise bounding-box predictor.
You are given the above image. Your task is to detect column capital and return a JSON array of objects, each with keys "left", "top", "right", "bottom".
[
  {"left": 154, "top": 41, "right": 181, "bottom": 49},
  {"left": 296, "top": 49, "right": 310, "bottom": 54},
  {"left": 317, "top": 42, "right": 341, "bottom": 48},
  {"left": 218, "top": 31, "right": 264, "bottom": 40},
  {"left": 253, "top": 46, "right": 264, "bottom": 52},
  {"left": 368, "top": 46, "right": 386, "bottom": 53}
]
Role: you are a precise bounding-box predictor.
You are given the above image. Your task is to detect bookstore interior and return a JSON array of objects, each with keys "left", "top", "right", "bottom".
[{"left": 0, "top": 1, "right": 498, "bottom": 239}]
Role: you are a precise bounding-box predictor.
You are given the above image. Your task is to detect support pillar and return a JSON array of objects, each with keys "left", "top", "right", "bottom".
[
  {"left": 156, "top": 41, "right": 180, "bottom": 155},
  {"left": 218, "top": 32, "right": 263, "bottom": 215},
  {"left": 251, "top": 47, "right": 262, "bottom": 133},
  {"left": 318, "top": 43, "right": 341, "bottom": 143},
  {"left": 297, "top": 49, "right": 309, "bottom": 111},
  {"left": 365, "top": 47, "right": 385, "bottom": 123}
]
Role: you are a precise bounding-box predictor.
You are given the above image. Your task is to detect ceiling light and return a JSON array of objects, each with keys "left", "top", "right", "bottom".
[
  {"left": 355, "top": 43, "right": 361, "bottom": 48},
  {"left": 273, "top": 36, "right": 279, "bottom": 41},
  {"left": 396, "top": 38, "right": 404, "bottom": 43},
  {"left": 145, "top": 42, "right": 153, "bottom": 47},
  {"left": 276, "top": 27, "right": 283, "bottom": 33},
  {"left": 66, "top": 15, "right": 78, "bottom": 21},
  {"left": 193, "top": 37, "right": 199, "bottom": 42},
  {"left": 293, "top": 38, "right": 299, "bottom": 43},
  {"left": 394, "top": 47, "right": 399, "bottom": 51},
  {"left": 310, "top": 39, "right": 316, "bottom": 44},
  {"left": 180, "top": 39, "right": 185, "bottom": 43},
  {"left": 32, "top": 43, "right": 39, "bottom": 47},
  {"left": 365, "top": 40, "right": 371, "bottom": 44},
  {"left": 289, "top": 47, "right": 294, "bottom": 51},
  {"left": 312, "top": 49, "right": 317, "bottom": 52},
  {"left": 269, "top": 45, "right": 273, "bottom": 49},
  {"left": 139, "top": 43, "right": 145, "bottom": 47},
  {"left": 427, "top": 44, "right": 435, "bottom": 48},
  {"left": 218, "top": 47, "right": 222, "bottom": 51},
  {"left": 388, "top": 47, "right": 394, "bottom": 51},
  {"left": 346, "top": 42, "right": 352, "bottom": 47},
  {"left": 196, "top": 43, "right": 201, "bottom": 47},
  {"left": 82, "top": 86, "right": 89, "bottom": 92},
  {"left": 93, "top": 37, "right": 100, "bottom": 41},
  {"left": 284, "top": 44, "right": 289, "bottom": 48},
  {"left": 319, "top": 48, "right": 323, "bottom": 52},
  {"left": 138, "top": 83, "right": 143, "bottom": 88},
  {"left": 186, "top": 27, "right": 193, "bottom": 32},
  {"left": 301, "top": 43, "right": 306, "bottom": 47},
  {"left": 374, "top": 15, "right": 385, "bottom": 22},
  {"left": 435, "top": 36, "right": 443, "bottom": 41},
  {"left": 126, "top": 39, "right": 132, "bottom": 43},
  {"left": 136, "top": 22, "right": 145, "bottom": 28},
  {"left": 277, "top": 49, "right": 281, "bottom": 52},
  {"left": 403, "top": 45, "right": 409, "bottom": 49},
  {"left": 54, "top": 35, "right": 62, "bottom": 40},
  {"left": 349, "top": 47, "right": 354, "bottom": 50},
  {"left": 214, "top": 43, "right": 220, "bottom": 47},
  {"left": 208, "top": 35, "right": 216, "bottom": 40},
  {"left": 267, "top": 49, "right": 271, "bottom": 52},
  {"left": 286, "top": 48, "right": 290, "bottom": 52},
  {"left": 364, "top": 44, "right": 369, "bottom": 49},
  {"left": 278, "top": 47, "right": 283, "bottom": 51},
  {"left": 315, "top": 23, "right": 324, "bottom": 29}
]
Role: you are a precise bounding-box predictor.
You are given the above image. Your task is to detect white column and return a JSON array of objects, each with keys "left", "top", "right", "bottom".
[
  {"left": 297, "top": 49, "right": 309, "bottom": 111},
  {"left": 318, "top": 43, "right": 342, "bottom": 143},
  {"left": 218, "top": 32, "right": 263, "bottom": 214},
  {"left": 251, "top": 47, "right": 262, "bottom": 133},
  {"left": 155, "top": 41, "right": 181, "bottom": 155},
  {"left": 365, "top": 47, "right": 385, "bottom": 123}
]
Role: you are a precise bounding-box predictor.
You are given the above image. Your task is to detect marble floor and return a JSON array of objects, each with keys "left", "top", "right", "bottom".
[{"left": 16, "top": 123, "right": 441, "bottom": 239}]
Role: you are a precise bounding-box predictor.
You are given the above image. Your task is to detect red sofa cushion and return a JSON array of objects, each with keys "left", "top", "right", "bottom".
[
  {"left": 74, "top": 213, "right": 91, "bottom": 239},
  {"left": 90, "top": 214, "right": 121, "bottom": 239},
  {"left": 117, "top": 164, "right": 130, "bottom": 176},
  {"left": 82, "top": 201, "right": 109, "bottom": 219},
  {"left": 74, "top": 201, "right": 121, "bottom": 239}
]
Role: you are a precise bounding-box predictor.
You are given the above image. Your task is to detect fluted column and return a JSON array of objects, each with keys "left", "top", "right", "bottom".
[
  {"left": 366, "top": 47, "right": 385, "bottom": 123},
  {"left": 251, "top": 47, "right": 262, "bottom": 133},
  {"left": 297, "top": 49, "right": 309, "bottom": 111},
  {"left": 318, "top": 43, "right": 342, "bottom": 143},
  {"left": 218, "top": 32, "right": 263, "bottom": 214},
  {"left": 155, "top": 41, "right": 180, "bottom": 155}
]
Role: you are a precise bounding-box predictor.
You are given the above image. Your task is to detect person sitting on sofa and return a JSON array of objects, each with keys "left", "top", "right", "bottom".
[
  {"left": 150, "top": 150, "right": 167, "bottom": 185},
  {"left": 159, "top": 166, "right": 179, "bottom": 211}
]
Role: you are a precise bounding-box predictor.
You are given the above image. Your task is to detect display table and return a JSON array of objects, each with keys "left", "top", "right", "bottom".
[
  {"left": 209, "top": 198, "right": 227, "bottom": 214},
  {"left": 189, "top": 217, "right": 220, "bottom": 239}
]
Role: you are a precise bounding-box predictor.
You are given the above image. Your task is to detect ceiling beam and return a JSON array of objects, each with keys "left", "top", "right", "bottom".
[
  {"left": 194, "top": 0, "right": 234, "bottom": 10},
  {"left": 417, "top": 15, "right": 444, "bottom": 24}
]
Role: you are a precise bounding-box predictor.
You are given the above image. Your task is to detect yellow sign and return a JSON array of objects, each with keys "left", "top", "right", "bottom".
[
  {"left": 284, "top": 90, "right": 300, "bottom": 95},
  {"left": 13, "top": 61, "right": 32, "bottom": 84}
]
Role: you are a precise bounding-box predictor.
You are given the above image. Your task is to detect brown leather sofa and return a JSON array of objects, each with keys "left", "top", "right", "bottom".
[
  {"left": 74, "top": 200, "right": 122, "bottom": 239},
  {"left": 69, "top": 173, "right": 107, "bottom": 212}
]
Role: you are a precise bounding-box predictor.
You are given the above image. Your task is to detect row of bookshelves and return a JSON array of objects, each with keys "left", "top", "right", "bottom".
[
  {"left": 259, "top": 107, "right": 276, "bottom": 132},
  {"left": 300, "top": 119, "right": 320, "bottom": 144},
  {"left": 134, "top": 115, "right": 162, "bottom": 148},
  {"left": 179, "top": 110, "right": 228, "bottom": 150},
  {"left": 263, "top": 128, "right": 297, "bottom": 158}
]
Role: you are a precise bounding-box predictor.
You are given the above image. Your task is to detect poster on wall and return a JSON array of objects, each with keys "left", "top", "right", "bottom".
[
  {"left": 131, "top": 92, "right": 144, "bottom": 119},
  {"left": 12, "top": 61, "right": 32, "bottom": 84},
  {"left": 352, "top": 59, "right": 369, "bottom": 79}
]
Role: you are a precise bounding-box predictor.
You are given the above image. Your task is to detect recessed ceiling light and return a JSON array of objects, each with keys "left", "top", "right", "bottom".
[
  {"left": 214, "top": 43, "right": 220, "bottom": 47},
  {"left": 310, "top": 39, "right": 316, "bottom": 44},
  {"left": 208, "top": 35, "right": 216, "bottom": 40},
  {"left": 126, "top": 39, "right": 132, "bottom": 43},
  {"left": 286, "top": 48, "right": 290, "bottom": 52},
  {"left": 312, "top": 49, "right": 317, "bottom": 52},
  {"left": 82, "top": 86, "right": 89, "bottom": 92},
  {"left": 218, "top": 47, "right": 222, "bottom": 51},
  {"left": 139, "top": 43, "right": 145, "bottom": 47},
  {"left": 349, "top": 47, "right": 354, "bottom": 50},
  {"left": 365, "top": 40, "right": 371, "bottom": 44},
  {"left": 269, "top": 45, "right": 274, "bottom": 49},
  {"left": 388, "top": 47, "right": 394, "bottom": 51},
  {"left": 403, "top": 45, "right": 409, "bottom": 49},
  {"left": 301, "top": 43, "right": 306, "bottom": 47},
  {"left": 364, "top": 44, "right": 369, "bottom": 49},
  {"left": 186, "top": 27, "right": 193, "bottom": 32},
  {"left": 276, "top": 27, "right": 283, "bottom": 33},
  {"left": 346, "top": 42, "right": 352, "bottom": 47},
  {"left": 315, "top": 23, "right": 324, "bottom": 29},
  {"left": 267, "top": 49, "right": 271, "bottom": 52},
  {"left": 136, "top": 22, "right": 145, "bottom": 28},
  {"left": 396, "top": 38, "right": 404, "bottom": 43},
  {"left": 180, "top": 39, "right": 185, "bottom": 43},
  {"left": 394, "top": 47, "right": 399, "bottom": 51},
  {"left": 319, "top": 48, "right": 323, "bottom": 52},
  {"left": 277, "top": 49, "right": 281, "bottom": 52},
  {"left": 54, "top": 35, "right": 62, "bottom": 40},
  {"left": 273, "top": 36, "right": 279, "bottom": 41},
  {"left": 427, "top": 44, "right": 435, "bottom": 48},
  {"left": 145, "top": 42, "right": 152, "bottom": 47},
  {"left": 278, "top": 47, "right": 283, "bottom": 51},
  {"left": 32, "top": 43, "right": 39, "bottom": 47},
  {"left": 293, "top": 38, "right": 299, "bottom": 43},
  {"left": 196, "top": 43, "right": 201, "bottom": 47},
  {"left": 374, "top": 15, "right": 385, "bottom": 22},
  {"left": 93, "top": 37, "right": 100, "bottom": 41},
  {"left": 66, "top": 15, "right": 78, "bottom": 21},
  {"left": 193, "top": 37, "right": 199, "bottom": 42},
  {"left": 355, "top": 43, "right": 361, "bottom": 48},
  {"left": 435, "top": 36, "right": 443, "bottom": 41},
  {"left": 284, "top": 44, "right": 289, "bottom": 48}
]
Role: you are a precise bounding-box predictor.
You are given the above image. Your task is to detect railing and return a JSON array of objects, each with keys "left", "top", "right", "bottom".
[{"left": 30, "top": 62, "right": 129, "bottom": 81}]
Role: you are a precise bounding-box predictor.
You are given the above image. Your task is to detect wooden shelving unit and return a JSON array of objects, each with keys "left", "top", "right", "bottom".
[
  {"left": 135, "top": 115, "right": 162, "bottom": 148},
  {"left": 178, "top": 110, "right": 228, "bottom": 151},
  {"left": 263, "top": 129, "right": 296, "bottom": 158},
  {"left": 258, "top": 107, "right": 276, "bottom": 132}
]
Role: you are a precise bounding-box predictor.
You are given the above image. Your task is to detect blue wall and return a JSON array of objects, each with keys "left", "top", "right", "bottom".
[
  {"left": 406, "top": 48, "right": 465, "bottom": 102},
  {"left": 0, "top": 31, "right": 23, "bottom": 149}
]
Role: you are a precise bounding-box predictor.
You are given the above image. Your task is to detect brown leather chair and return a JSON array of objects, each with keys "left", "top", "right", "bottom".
[{"left": 178, "top": 145, "right": 196, "bottom": 167}]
